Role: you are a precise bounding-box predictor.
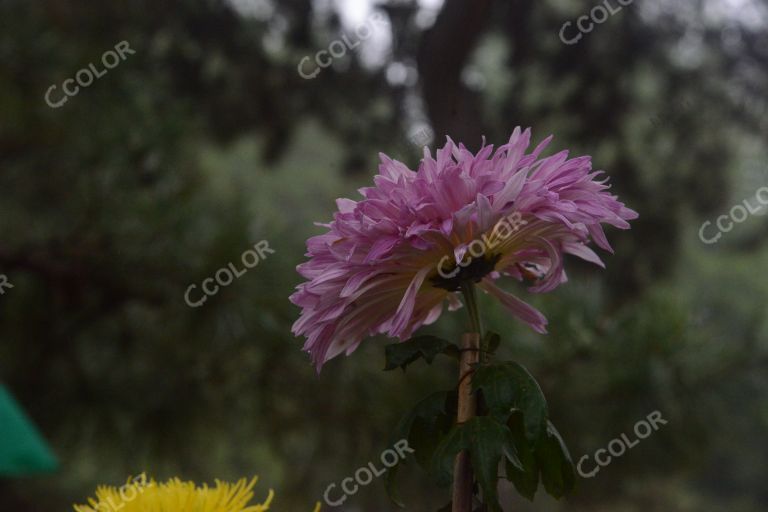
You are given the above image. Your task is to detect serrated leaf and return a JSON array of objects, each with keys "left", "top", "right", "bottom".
[
  {"left": 387, "top": 391, "right": 456, "bottom": 457},
  {"left": 384, "top": 335, "right": 460, "bottom": 371},
  {"left": 505, "top": 410, "right": 539, "bottom": 501},
  {"left": 385, "top": 390, "right": 456, "bottom": 507},
  {"left": 472, "top": 362, "right": 548, "bottom": 442},
  {"left": 411, "top": 412, "right": 454, "bottom": 469},
  {"left": 429, "top": 416, "right": 516, "bottom": 512},
  {"left": 536, "top": 420, "right": 576, "bottom": 500},
  {"left": 466, "top": 417, "right": 513, "bottom": 512},
  {"left": 428, "top": 422, "right": 467, "bottom": 487}
]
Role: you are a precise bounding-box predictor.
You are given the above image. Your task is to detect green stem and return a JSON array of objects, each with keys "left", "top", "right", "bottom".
[{"left": 460, "top": 281, "right": 484, "bottom": 350}]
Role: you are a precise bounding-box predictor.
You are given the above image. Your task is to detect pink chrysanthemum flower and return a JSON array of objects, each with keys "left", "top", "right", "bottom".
[{"left": 291, "top": 128, "right": 637, "bottom": 370}]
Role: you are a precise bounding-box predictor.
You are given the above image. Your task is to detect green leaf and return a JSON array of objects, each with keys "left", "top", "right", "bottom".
[
  {"left": 387, "top": 390, "right": 456, "bottom": 461},
  {"left": 484, "top": 330, "right": 501, "bottom": 355},
  {"left": 505, "top": 410, "right": 539, "bottom": 501},
  {"left": 472, "top": 362, "right": 548, "bottom": 442},
  {"left": 428, "top": 422, "right": 468, "bottom": 487},
  {"left": 466, "top": 417, "right": 514, "bottom": 512},
  {"left": 384, "top": 335, "right": 460, "bottom": 371},
  {"left": 535, "top": 420, "right": 576, "bottom": 499},
  {"left": 385, "top": 463, "right": 405, "bottom": 508},
  {"left": 385, "top": 390, "right": 456, "bottom": 507},
  {"left": 430, "top": 416, "right": 516, "bottom": 512},
  {"left": 411, "top": 412, "right": 454, "bottom": 469}
]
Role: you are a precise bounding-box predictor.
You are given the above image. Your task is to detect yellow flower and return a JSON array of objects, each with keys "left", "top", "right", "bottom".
[{"left": 73, "top": 475, "right": 321, "bottom": 512}]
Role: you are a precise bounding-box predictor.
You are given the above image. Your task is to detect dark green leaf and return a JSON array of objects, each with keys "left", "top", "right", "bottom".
[
  {"left": 429, "top": 416, "right": 515, "bottom": 512},
  {"left": 505, "top": 410, "right": 539, "bottom": 501},
  {"left": 385, "top": 390, "right": 456, "bottom": 506},
  {"left": 466, "top": 417, "right": 513, "bottom": 512},
  {"left": 384, "top": 335, "right": 460, "bottom": 371},
  {"left": 428, "top": 422, "right": 467, "bottom": 486},
  {"left": 536, "top": 420, "right": 576, "bottom": 499},
  {"left": 472, "top": 362, "right": 548, "bottom": 442},
  {"left": 387, "top": 389, "right": 452, "bottom": 452},
  {"left": 411, "top": 412, "right": 454, "bottom": 469}
]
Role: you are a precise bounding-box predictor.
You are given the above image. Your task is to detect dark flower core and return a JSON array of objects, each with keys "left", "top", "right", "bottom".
[{"left": 430, "top": 253, "right": 502, "bottom": 292}]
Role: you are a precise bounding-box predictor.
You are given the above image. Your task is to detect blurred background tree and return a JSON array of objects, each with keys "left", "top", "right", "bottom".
[{"left": 1, "top": 0, "right": 767, "bottom": 510}]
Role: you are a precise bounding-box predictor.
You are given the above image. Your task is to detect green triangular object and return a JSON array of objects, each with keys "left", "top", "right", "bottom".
[{"left": 0, "top": 385, "right": 58, "bottom": 476}]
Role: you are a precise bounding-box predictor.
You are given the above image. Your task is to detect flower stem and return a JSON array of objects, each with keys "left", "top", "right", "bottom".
[
  {"left": 452, "top": 332, "right": 479, "bottom": 512},
  {"left": 460, "top": 281, "right": 483, "bottom": 339},
  {"left": 453, "top": 281, "right": 484, "bottom": 512}
]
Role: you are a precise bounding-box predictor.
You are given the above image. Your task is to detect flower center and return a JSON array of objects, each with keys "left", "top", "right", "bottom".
[{"left": 430, "top": 253, "right": 501, "bottom": 292}]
